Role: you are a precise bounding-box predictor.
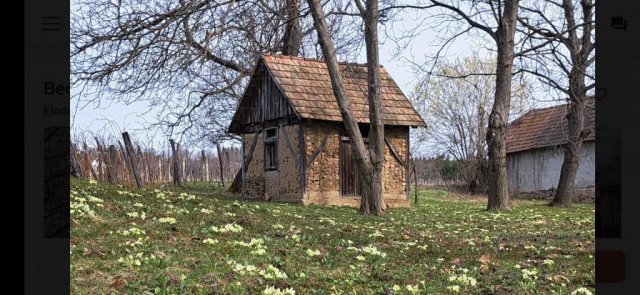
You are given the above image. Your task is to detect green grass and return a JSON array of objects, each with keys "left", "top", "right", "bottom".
[{"left": 71, "top": 179, "right": 594, "bottom": 295}]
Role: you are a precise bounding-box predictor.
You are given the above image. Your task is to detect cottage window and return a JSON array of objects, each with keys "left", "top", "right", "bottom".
[
  {"left": 264, "top": 127, "right": 277, "bottom": 170},
  {"left": 341, "top": 124, "right": 370, "bottom": 142},
  {"left": 359, "top": 124, "right": 370, "bottom": 139}
]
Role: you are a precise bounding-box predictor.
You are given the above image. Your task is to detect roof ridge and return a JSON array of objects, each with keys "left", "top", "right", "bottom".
[
  {"left": 509, "top": 103, "right": 566, "bottom": 125},
  {"left": 516, "top": 98, "right": 595, "bottom": 121},
  {"left": 262, "top": 53, "right": 381, "bottom": 68},
  {"left": 527, "top": 103, "right": 568, "bottom": 114}
]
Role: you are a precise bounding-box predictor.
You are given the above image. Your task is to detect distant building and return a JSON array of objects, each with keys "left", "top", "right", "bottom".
[
  {"left": 227, "top": 54, "right": 426, "bottom": 207},
  {"left": 506, "top": 100, "right": 595, "bottom": 194}
]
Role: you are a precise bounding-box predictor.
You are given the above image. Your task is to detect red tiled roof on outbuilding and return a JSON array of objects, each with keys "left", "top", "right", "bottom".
[{"left": 506, "top": 99, "right": 595, "bottom": 154}]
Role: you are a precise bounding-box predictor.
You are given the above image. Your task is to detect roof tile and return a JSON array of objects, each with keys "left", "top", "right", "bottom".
[
  {"left": 262, "top": 54, "right": 426, "bottom": 127},
  {"left": 506, "top": 99, "right": 595, "bottom": 153}
]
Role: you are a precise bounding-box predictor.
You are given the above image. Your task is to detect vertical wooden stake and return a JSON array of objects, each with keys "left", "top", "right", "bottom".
[
  {"left": 413, "top": 160, "right": 418, "bottom": 205},
  {"left": 201, "top": 150, "right": 206, "bottom": 182},
  {"left": 107, "top": 145, "right": 118, "bottom": 184},
  {"left": 122, "top": 132, "right": 143, "bottom": 188},
  {"left": 216, "top": 144, "right": 226, "bottom": 188},
  {"left": 170, "top": 139, "right": 182, "bottom": 186}
]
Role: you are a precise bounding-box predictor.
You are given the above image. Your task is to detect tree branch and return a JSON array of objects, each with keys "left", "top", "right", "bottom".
[{"left": 430, "top": 0, "right": 497, "bottom": 41}]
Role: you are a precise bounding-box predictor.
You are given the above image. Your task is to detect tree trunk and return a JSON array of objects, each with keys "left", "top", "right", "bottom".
[
  {"left": 225, "top": 148, "right": 231, "bottom": 183},
  {"left": 469, "top": 103, "right": 487, "bottom": 194},
  {"left": 200, "top": 150, "right": 207, "bottom": 182},
  {"left": 282, "top": 0, "right": 302, "bottom": 56},
  {"left": 170, "top": 139, "right": 182, "bottom": 186},
  {"left": 359, "top": 0, "right": 386, "bottom": 215},
  {"left": 486, "top": 0, "right": 519, "bottom": 211},
  {"left": 306, "top": 0, "right": 384, "bottom": 215},
  {"left": 182, "top": 148, "right": 187, "bottom": 182},
  {"left": 216, "top": 144, "right": 226, "bottom": 187},
  {"left": 122, "top": 132, "right": 144, "bottom": 188},
  {"left": 550, "top": 0, "right": 593, "bottom": 207},
  {"left": 551, "top": 78, "right": 588, "bottom": 207}
]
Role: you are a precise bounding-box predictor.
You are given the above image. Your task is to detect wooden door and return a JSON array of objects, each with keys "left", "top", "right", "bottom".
[{"left": 340, "top": 137, "right": 362, "bottom": 197}]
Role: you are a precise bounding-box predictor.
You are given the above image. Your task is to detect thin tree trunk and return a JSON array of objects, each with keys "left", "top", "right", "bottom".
[
  {"left": 216, "top": 144, "right": 226, "bottom": 187},
  {"left": 122, "top": 132, "right": 144, "bottom": 188},
  {"left": 306, "top": 0, "right": 384, "bottom": 215},
  {"left": 182, "top": 149, "right": 187, "bottom": 182},
  {"left": 170, "top": 139, "right": 182, "bottom": 186},
  {"left": 359, "top": 0, "right": 386, "bottom": 215},
  {"left": 486, "top": 0, "right": 520, "bottom": 211},
  {"left": 470, "top": 103, "right": 486, "bottom": 194},
  {"left": 225, "top": 148, "right": 231, "bottom": 184},
  {"left": 200, "top": 150, "right": 206, "bottom": 182},
  {"left": 282, "top": 0, "right": 302, "bottom": 56}
]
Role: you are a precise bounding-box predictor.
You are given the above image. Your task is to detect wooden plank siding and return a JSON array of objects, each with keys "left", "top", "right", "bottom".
[{"left": 239, "top": 68, "right": 297, "bottom": 126}]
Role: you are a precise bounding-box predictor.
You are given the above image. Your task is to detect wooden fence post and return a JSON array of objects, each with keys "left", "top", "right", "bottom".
[
  {"left": 107, "top": 145, "right": 118, "bottom": 184},
  {"left": 170, "top": 139, "right": 182, "bottom": 186},
  {"left": 413, "top": 160, "right": 418, "bottom": 205},
  {"left": 216, "top": 144, "right": 225, "bottom": 187},
  {"left": 201, "top": 150, "right": 208, "bottom": 182},
  {"left": 122, "top": 132, "right": 144, "bottom": 188},
  {"left": 224, "top": 148, "right": 231, "bottom": 185}
]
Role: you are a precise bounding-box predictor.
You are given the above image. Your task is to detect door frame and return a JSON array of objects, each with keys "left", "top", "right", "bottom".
[{"left": 339, "top": 131, "right": 368, "bottom": 198}]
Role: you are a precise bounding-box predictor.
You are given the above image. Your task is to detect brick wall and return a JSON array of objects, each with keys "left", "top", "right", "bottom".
[
  {"left": 382, "top": 126, "right": 408, "bottom": 197},
  {"left": 303, "top": 121, "right": 409, "bottom": 207},
  {"left": 304, "top": 121, "right": 341, "bottom": 194}
]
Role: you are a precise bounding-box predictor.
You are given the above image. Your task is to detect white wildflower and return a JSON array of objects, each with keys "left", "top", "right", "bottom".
[
  {"left": 570, "top": 287, "right": 593, "bottom": 295},
  {"left": 203, "top": 238, "right": 218, "bottom": 245},
  {"left": 158, "top": 217, "right": 177, "bottom": 225}
]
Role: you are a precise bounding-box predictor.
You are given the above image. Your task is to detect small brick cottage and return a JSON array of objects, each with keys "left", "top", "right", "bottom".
[{"left": 228, "top": 54, "right": 425, "bottom": 207}]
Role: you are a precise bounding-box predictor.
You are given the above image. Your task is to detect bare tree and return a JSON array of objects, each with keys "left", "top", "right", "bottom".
[
  {"left": 424, "top": 0, "right": 522, "bottom": 210},
  {"left": 307, "top": 0, "right": 386, "bottom": 215},
  {"left": 413, "top": 54, "right": 532, "bottom": 193},
  {"left": 517, "top": 0, "right": 595, "bottom": 207},
  {"left": 282, "top": 0, "right": 303, "bottom": 56},
  {"left": 71, "top": 0, "right": 363, "bottom": 145}
]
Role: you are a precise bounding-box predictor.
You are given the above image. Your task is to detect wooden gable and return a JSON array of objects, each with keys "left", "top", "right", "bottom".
[
  {"left": 229, "top": 54, "right": 427, "bottom": 134},
  {"left": 228, "top": 59, "right": 299, "bottom": 134}
]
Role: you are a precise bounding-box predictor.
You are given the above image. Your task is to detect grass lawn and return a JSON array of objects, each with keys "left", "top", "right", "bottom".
[{"left": 71, "top": 179, "right": 594, "bottom": 294}]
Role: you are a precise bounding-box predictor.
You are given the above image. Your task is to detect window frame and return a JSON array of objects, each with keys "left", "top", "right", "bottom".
[{"left": 264, "top": 127, "right": 278, "bottom": 171}]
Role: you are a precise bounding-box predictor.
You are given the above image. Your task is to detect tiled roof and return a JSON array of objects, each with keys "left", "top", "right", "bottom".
[
  {"left": 261, "top": 54, "right": 426, "bottom": 127},
  {"left": 506, "top": 99, "right": 595, "bottom": 154}
]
